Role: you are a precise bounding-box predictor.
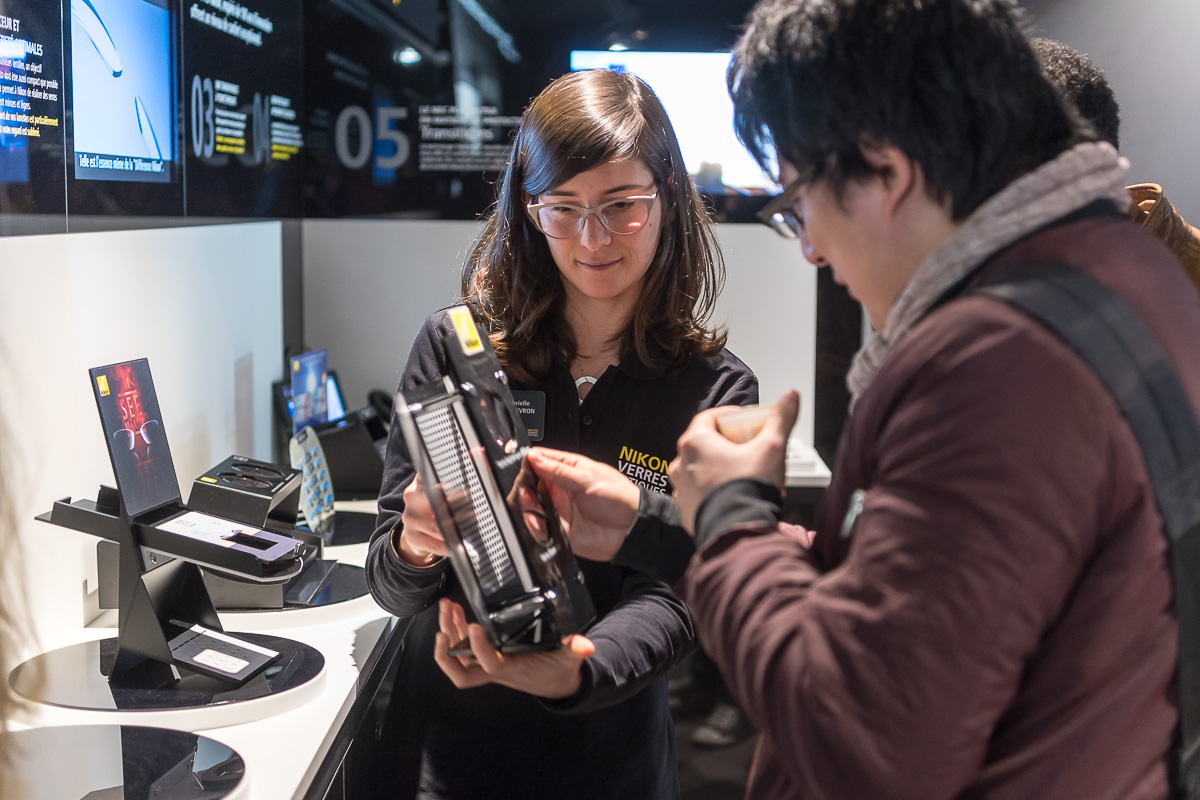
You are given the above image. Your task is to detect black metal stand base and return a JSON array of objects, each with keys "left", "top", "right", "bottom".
[{"left": 10, "top": 633, "right": 323, "bottom": 712}]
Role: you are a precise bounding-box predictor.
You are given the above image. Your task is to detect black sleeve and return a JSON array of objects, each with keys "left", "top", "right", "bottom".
[
  {"left": 613, "top": 489, "right": 694, "bottom": 584},
  {"left": 611, "top": 350, "right": 761, "bottom": 582},
  {"left": 707, "top": 351, "right": 760, "bottom": 409},
  {"left": 613, "top": 479, "right": 782, "bottom": 582},
  {"left": 539, "top": 566, "right": 696, "bottom": 714},
  {"left": 364, "top": 311, "right": 454, "bottom": 618},
  {"left": 693, "top": 478, "right": 782, "bottom": 550}
]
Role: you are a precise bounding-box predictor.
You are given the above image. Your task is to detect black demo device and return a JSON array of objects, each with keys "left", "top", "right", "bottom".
[
  {"left": 973, "top": 262, "right": 1200, "bottom": 799},
  {"left": 395, "top": 306, "right": 595, "bottom": 654},
  {"left": 37, "top": 358, "right": 306, "bottom": 684},
  {"left": 190, "top": 455, "right": 302, "bottom": 532},
  {"left": 188, "top": 453, "right": 345, "bottom": 609},
  {"left": 309, "top": 405, "right": 387, "bottom": 498}
]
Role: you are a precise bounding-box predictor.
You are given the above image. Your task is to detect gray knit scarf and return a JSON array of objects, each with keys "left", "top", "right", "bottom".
[{"left": 847, "top": 142, "right": 1131, "bottom": 403}]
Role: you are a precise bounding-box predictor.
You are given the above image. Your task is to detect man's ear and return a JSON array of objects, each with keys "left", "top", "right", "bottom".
[{"left": 857, "top": 138, "right": 918, "bottom": 221}]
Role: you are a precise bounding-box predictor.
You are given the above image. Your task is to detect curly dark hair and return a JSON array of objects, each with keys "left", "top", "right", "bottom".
[
  {"left": 1031, "top": 37, "right": 1121, "bottom": 149},
  {"left": 462, "top": 69, "right": 727, "bottom": 384},
  {"left": 729, "top": 0, "right": 1092, "bottom": 220}
]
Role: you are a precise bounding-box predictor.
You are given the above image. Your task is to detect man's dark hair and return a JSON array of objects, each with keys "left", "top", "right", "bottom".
[
  {"left": 1030, "top": 37, "right": 1120, "bottom": 149},
  {"left": 729, "top": 0, "right": 1091, "bottom": 220}
]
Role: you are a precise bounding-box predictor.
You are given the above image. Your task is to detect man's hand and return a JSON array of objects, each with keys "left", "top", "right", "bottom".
[
  {"left": 433, "top": 598, "right": 595, "bottom": 700},
  {"left": 526, "top": 448, "right": 641, "bottom": 562},
  {"left": 669, "top": 390, "right": 800, "bottom": 535},
  {"left": 394, "top": 475, "right": 448, "bottom": 567}
]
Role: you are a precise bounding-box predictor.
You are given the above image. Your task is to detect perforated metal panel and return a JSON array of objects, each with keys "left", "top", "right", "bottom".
[{"left": 413, "top": 403, "right": 519, "bottom": 594}]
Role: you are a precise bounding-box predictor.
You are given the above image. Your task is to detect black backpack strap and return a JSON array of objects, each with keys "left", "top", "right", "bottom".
[{"left": 973, "top": 261, "right": 1200, "bottom": 797}]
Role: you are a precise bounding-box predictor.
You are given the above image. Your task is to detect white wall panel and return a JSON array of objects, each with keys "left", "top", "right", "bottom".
[
  {"left": 713, "top": 225, "right": 817, "bottom": 444},
  {"left": 301, "top": 219, "right": 482, "bottom": 406},
  {"left": 0, "top": 222, "right": 283, "bottom": 645}
]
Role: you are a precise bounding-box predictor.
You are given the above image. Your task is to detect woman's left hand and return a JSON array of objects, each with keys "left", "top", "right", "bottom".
[{"left": 433, "top": 598, "right": 595, "bottom": 700}]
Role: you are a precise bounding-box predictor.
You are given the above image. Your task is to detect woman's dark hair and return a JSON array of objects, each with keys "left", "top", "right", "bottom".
[
  {"left": 729, "top": 0, "right": 1092, "bottom": 220},
  {"left": 462, "top": 69, "right": 727, "bottom": 383}
]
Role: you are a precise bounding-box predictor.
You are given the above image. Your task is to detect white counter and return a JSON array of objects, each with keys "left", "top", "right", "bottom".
[{"left": 8, "top": 532, "right": 398, "bottom": 800}]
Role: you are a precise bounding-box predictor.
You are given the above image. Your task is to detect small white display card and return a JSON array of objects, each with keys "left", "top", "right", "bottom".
[{"left": 155, "top": 511, "right": 266, "bottom": 547}]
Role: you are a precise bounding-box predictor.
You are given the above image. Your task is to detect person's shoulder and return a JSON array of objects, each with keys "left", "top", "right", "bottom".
[
  {"left": 883, "top": 292, "right": 1112, "bottom": 421},
  {"left": 671, "top": 347, "right": 759, "bottom": 406},
  {"left": 402, "top": 306, "right": 467, "bottom": 385},
  {"left": 424, "top": 306, "right": 458, "bottom": 329},
  {"left": 409, "top": 307, "right": 453, "bottom": 350},
  {"left": 684, "top": 347, "right": 757, "bottom": 380}
]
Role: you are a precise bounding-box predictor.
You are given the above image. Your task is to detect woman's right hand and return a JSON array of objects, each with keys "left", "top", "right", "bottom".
[{"left": 394, "top": 475, "right": 448, "bottom": 567}]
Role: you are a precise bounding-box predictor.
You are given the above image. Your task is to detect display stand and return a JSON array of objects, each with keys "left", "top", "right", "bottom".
[{"left": 36, "top": 487, "right": 306, "bottom": 686}]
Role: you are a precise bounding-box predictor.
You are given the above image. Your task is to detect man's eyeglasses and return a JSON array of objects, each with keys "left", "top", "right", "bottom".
[
  {"left": 757, "top": 167, "right": 816, "bottom": 240},
  {"left": 526, "top": 189, "right": 658, "bottom": 240}
]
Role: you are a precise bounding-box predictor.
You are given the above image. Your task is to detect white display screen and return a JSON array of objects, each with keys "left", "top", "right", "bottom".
[
  {"left": 70, "top": 0, "right": 174, "bottom": 182},
  {"left": 570, "top": 50, "right": 773, "bottom": 195}
]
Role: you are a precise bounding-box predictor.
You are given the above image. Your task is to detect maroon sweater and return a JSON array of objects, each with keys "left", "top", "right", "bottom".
[{"left": 682, "top": 214, "right": 1200, "bottom": 800}]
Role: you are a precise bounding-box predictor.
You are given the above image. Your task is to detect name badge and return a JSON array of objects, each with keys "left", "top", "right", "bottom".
[{"left": 511, "top": 390, "right": 547, "bottom": 442}]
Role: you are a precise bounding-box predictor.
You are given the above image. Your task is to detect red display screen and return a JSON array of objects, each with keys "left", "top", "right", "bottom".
[{"left": 90, "top": 358, "right": 181, "bottom": 518}]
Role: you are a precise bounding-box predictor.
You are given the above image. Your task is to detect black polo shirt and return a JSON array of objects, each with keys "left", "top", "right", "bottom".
[{"left": 365, "top": 309, "right": 758, "bottom": 800}]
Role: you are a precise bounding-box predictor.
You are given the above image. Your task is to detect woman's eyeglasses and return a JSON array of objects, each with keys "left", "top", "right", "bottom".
[
  {"left": 757, "top": 166, "right": 817, "bottom": 240},
  {"left": 526, "top": 189, "right": 658, "bottom": 240}
]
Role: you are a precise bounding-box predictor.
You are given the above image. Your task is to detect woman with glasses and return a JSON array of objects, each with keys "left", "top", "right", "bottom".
[{"left": 365, "top": 68, "right": 757, "bottom": 799}]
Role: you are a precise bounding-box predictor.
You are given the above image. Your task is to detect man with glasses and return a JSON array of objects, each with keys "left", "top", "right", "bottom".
[{"left": 529, "top": 0, "right": 1200, "bottom": 797}]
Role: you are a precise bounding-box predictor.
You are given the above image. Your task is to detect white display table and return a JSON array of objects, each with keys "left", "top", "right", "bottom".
[
  {"left": 785, "top": 439, "right": 833, "bottom": 488},
  {"left": 8, "top": 503, "right": 400, "bottom": 800}
]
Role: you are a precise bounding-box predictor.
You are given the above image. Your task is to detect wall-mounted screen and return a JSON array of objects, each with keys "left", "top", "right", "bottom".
[
  {"left": 0, "top": 3, "right": 772, "bottom": 232},
  {"left": 183, "top": 0, "right": 304, "bottom": 217},
  {"left": 569, "top": 50, "right": 772, "bottom": 196},
  {"left": 70, "top": 0, "right": 174, "bottom": 184},
  {"left": 0, "top": 0, "right": 67, "bottom": 234},
  {"left": 302, "top": 0, "right": 528, "bottom": 219},
  {"left": 65, "top": 0, "right": 183, "bottom": 217}
]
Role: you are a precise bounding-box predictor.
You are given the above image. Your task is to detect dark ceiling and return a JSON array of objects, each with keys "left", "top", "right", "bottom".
[
  {"left": 484, "top": 0, "right": 759, "bottom": 54},
  {"left": 478, "top": 0, "right": 1047, "bottom": 58}
]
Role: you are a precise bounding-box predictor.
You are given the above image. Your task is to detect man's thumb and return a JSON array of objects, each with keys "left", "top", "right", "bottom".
[{"left": 765, "top": 390, "right": 801, "bottom": 441}]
